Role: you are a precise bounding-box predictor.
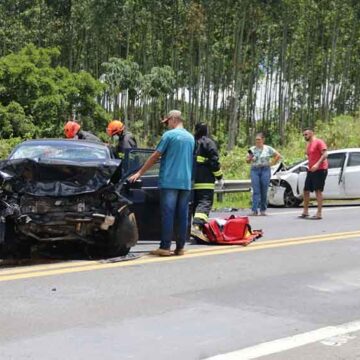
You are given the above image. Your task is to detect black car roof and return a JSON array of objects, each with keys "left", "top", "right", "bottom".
[
  {"left": 17, "top": 138, "right": 107, "bottom": 149},
  {"left": 10, "top": 138, "right": 114, "bottom": 160}
]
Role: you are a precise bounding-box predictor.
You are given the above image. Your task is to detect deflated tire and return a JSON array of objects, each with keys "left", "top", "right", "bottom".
[
  {"left": 86, "top": 210, "right": 139, "bottom": 258},
  {"left": 107, "top": 211, "right": 139, "bottom": 256}
]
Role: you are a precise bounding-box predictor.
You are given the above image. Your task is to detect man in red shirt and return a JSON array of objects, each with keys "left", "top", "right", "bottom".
[{"left": 299, "top": 129, "right": 328, "bottom": 219}]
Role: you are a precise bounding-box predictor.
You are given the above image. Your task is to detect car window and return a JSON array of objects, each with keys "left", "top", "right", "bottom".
[
  {"left": 10, "top": 144, "right": 109, "bottom": 161},
  {"left": 348, "top": 152, "right": 360, "bottom": 167},
  {"left": 126, "top": 149, "right": 160, "bottom": 176},
  {"left": 327, "top": 153, "right": 346, "bottom": 169}
]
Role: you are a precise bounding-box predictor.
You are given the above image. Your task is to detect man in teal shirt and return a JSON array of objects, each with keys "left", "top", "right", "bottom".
[{"left": 129, "top": 110, "right": 195, "bottom": 256}]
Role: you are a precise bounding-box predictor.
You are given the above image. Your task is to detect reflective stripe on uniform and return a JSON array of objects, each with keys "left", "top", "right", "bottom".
[
  {"left": 196, "top": 155, "right": 208, "bottom": 163},
  {"left": 212, "top": 169, "right": 223, "bottom": 177},
  {"left": 194, "top": 212, "right": 209, "bottom": 221},
  {"left": 193, "top": 183, "right": 215, "bottom": 190}
]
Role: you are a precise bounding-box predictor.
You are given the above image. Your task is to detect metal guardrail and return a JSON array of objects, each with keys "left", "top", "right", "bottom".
[{"left": 214, "top": 180, "right": 251, "bottom": 202}]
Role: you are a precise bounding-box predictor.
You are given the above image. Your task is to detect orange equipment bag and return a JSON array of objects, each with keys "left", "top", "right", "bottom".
[{"left": 202, "top": 215, "right": 262, "bottom": 245}]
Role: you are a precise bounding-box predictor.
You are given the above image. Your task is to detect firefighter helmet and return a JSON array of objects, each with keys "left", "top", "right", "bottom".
[
  {"left": 64, "top": 121, "right": 81, "bottom": 139},
  {"left": 107, "top": 120, "right": 125, "bottom": 136}
]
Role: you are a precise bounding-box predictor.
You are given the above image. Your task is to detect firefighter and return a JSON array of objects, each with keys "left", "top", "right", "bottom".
[
  {"left": 106, "top": 120, "right": 137, "bottom": 159},
  {"left": 191, "top": 123, "right": 223, "bottom": 241},
  {"left": 64, "top": 121, "right": 101, "bottom": 142}
]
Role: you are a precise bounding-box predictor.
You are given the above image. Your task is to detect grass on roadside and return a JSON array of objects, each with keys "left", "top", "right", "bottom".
[{"left": 213, "top": 192, "right": 251, "bottom": 211}]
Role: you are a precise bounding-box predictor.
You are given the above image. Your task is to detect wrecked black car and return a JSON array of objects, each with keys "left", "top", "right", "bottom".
[{"left": 0, "top": 139, "right": 161, "bottom": 258}]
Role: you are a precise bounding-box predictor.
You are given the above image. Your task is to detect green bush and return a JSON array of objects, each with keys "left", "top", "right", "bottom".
[
  {"left": 0, "top": 137, "right": 23, "bottom": 159},
  {"left": 0, "top": 44, "right": 107, "bottom": 139},
  {"left": 316, "top": 115, "right": 360, "bottom": 149}
]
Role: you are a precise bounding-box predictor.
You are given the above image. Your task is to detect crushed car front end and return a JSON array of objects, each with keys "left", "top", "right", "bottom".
[
  {"left": 268, "top": 163, "right": 303, "bottom": 207},
  {"left": 0, "top": 157, "right": 138, "bottom": 258}
]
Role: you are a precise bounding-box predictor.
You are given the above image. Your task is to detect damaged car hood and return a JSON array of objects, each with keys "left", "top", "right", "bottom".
[
  {"left": 271, "top": 162, "right": 286, "bottom": 176},
  {"left": 0, "top": 158, "right": 121, "bottom": 197}
]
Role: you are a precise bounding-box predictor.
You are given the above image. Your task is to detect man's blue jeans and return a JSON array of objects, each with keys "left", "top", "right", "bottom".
[
  {"left": 160, "top": 189, "right": 191, "bottom": 250},
  {"left": 250, "top": 167, "right": 271, "bottom": 213}
]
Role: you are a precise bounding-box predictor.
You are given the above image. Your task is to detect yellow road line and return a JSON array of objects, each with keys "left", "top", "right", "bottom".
[
  {"left": 1, "top": 230, "right": 360, "bottom": 277},
  {"left": 0, "top": 230, "right": 360, "bottom": 283},
  {"left": 0, "top": 260, "right": 98, "bottom": 276}
]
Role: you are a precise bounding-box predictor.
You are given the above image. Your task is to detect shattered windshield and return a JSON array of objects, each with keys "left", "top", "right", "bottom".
[{"left": 10, "top": 143, "right": 109, "bottom": 161}]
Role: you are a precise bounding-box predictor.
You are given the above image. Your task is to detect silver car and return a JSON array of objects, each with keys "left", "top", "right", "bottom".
[{"left": 268, "top": 148, "right": 360, "bottom": 207}]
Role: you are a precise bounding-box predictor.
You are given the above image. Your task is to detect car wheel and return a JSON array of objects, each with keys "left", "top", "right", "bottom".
[
  {"left": 107, "top": 211, "right": 139, "bottom": 256},
  {"left": 284, "top": 186, "right": 302, "bottom": 208},
  {"left": 87, "top": 210, "right": 139, "bottom": 259},
  {"left": 1, "top": 220, "right": 32, "bottom": 259},
  {"left": 1, "top": 240, "right": 32, "bottom": 259}
]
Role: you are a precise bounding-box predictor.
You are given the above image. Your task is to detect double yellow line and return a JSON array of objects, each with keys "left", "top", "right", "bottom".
[{"left": 1, "top": 230, "right": 360, "bottom": 283}]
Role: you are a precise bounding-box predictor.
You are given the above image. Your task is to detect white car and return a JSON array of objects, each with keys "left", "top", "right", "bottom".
[{"left": 268, "top": 148, "right": 360, "bottom": 207}]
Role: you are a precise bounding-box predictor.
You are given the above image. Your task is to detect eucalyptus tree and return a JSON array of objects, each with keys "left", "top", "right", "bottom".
[
  {"left": 101, "top": 57, "right": 142, "bottom": 122},
  {"left": 141, "top": 65, "right": 176, "bottom": 133}
]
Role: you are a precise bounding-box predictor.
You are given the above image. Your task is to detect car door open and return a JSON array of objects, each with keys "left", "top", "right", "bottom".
[{"left": 121, "top": 149, "right": 161, "bottom": 240}]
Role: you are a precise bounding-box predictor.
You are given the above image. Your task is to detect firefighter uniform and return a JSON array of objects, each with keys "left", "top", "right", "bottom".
[
  {"left": 107, "top": 121, "right": 137, "bottom": 159},
  {"left": 114, "top": 131, "right": 137, "bottom": 158},
  {"left": 193, "top": 135, "right": 223, "bottom": 227},
  {"left": 77, "top": 130, "right": 101, "bottom": 142}
]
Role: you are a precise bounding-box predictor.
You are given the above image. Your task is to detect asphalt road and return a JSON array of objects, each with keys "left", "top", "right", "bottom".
[{"left": 1, "top": 205, "right": 360, "bottom": 359}]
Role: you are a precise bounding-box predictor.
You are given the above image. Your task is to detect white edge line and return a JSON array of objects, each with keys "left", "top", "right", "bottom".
[{"left": 205, "top": 319, "right": 360, "bottom": 360}]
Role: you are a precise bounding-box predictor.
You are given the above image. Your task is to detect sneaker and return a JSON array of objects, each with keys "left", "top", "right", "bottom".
[
  {"left": 260, "top": 211, "right": 267, "bottom": 216},
  {"left": 174, "top": 248, "right": 185, "bottom": 256},
  {"left": 191, "top": 225, "right": 209, "bottom": 242},
  {"left": 248, "top": 211, "right": 258, "bottom": 216},
  {"left": 149, "top": 248, "right": 172, "bottom": 256}
]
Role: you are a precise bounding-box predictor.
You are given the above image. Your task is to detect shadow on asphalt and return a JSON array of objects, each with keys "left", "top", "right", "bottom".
[
  {"left": 0, "top": 240, "right": 186, "bottom": 269},
  {"left": 0, "top": 242, "right": 146, "bottom": 269},
  {"left": 215, "top": 202, "right": 360, "bottom": 213},
  {"left": 264, "top": 201, "right": 360, "bottom": 211}
]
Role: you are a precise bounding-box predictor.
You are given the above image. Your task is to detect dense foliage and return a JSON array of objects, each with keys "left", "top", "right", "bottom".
[
  {"left": 1, "top": 1, "right": 360, "bottom": 149},
  {"left": 0, "top": 45, "right": 108, "bottom": 139}
]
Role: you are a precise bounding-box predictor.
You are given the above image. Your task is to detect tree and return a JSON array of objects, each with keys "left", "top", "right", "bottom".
[
  {"left": 142, "top": 65, "right": 176, "bottom": 134},
  {"left": 101, "top": 57, "right": 142, "bottom": 122},
  {"left": 1, "top": 0, "right": 360, "bottom": 148},
  {"left": 0, "top": 102, "right": 35, "bottom": 138},
  {"left": 0, "top": 44, "right": 107, "bottom": 138}
]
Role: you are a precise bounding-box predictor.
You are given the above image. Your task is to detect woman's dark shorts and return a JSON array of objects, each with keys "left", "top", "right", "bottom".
[{"left": 304, "top": 169, "right": 328, "bottom": 192}]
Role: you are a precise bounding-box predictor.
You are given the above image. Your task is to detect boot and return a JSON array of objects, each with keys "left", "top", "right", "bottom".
[{"left": 191, "top": 225, "right": 208, "bottom": 242}]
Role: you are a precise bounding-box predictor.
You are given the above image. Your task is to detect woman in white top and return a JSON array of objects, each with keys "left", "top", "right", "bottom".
[{"left": 246, "top": 132, "right": 281, "bottom": 215}]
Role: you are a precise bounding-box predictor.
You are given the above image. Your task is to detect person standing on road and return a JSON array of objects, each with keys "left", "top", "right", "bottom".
[
  {"left": 246, "top": 132, "right": 281, "bottom": 216},
  {"left": 106, "top": 120, "right": 137, "bottom": 159},
  {"left": 191, "top": 123, "right": 223, "bottom": 241},
  {"left": 128, "top": 110, "right": 195, "bottom": 256},
  {"left": 64, "top": 121, "right": 101, "bottom": 142},
  {"left": 299, "top": 128, "right": 328, "bottom": 220}
]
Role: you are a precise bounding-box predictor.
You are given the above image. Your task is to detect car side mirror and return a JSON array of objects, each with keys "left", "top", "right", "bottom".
[{"left": 298, "top": 166, "right": 308, "bottom": 173}]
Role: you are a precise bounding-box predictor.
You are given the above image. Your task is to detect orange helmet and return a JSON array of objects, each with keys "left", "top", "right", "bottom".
[
  {"left": 107, "top": 120, "right": 124, "bottom": 137},
  {"left": 64, "top": 121, "right": 81, "bottom": 139}
]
